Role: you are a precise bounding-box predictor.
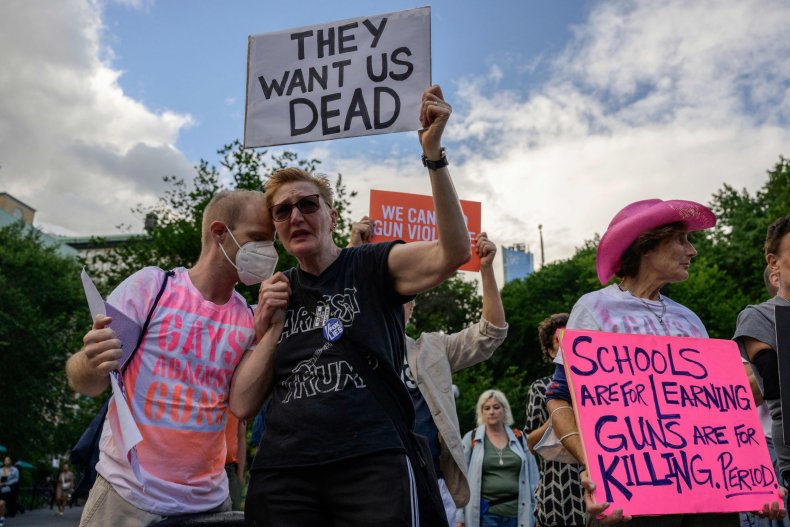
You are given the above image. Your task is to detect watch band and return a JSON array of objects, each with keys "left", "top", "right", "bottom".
[{"left": 421, "top": 147, "right": 449, "bottom": 170}]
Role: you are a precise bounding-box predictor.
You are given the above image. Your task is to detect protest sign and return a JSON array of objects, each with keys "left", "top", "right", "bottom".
[
  {"left": 561, "top": 329, "right": 780, "bottom": 516},
  {"left": 369, "top": 189, "right": 481, "bottom": 272},
  {"left": 245, "top": 7, "right": 431, "bottom": 148}
]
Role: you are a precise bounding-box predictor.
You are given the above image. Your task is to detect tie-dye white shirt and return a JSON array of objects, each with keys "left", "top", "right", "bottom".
[
  {"left": 96, "top": 267, "right": 255, "bottom": 515},
  {"left": 555, "top": 284, "right": 707, "bottom": 366}
]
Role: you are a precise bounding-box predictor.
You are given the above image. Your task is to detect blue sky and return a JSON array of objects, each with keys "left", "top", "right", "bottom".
[
  {"left": 1, "top": 0, "right": 789, "bottom": 271},
  {"left": 101, "top": 1, "right": 588, "bottom": 162}
]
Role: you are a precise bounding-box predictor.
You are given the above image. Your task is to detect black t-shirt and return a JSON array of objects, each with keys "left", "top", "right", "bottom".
[{"left": 254, "top": 242, "right": 411, "bottom": 469}]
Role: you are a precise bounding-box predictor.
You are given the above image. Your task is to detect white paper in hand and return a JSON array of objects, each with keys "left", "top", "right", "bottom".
[
  {"left": 109, "top": 373, "right": 144, "bottom": 483},
  {"left": 81, "top": 268, "right": 106, "bottom": 322}
]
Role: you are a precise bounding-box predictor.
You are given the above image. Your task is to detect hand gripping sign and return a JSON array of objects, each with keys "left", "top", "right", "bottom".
[
  {"left": 245, "top": 7, "right": 431, "bottom": 147},
  {"left": 560, "top": 329, "right": 783, "bottom": 517},
  {"left": 369, "top": 189, "right": 482, "bottom": 272}
]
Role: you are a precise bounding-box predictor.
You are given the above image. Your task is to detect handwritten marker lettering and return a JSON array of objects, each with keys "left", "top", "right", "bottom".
[{"left": 561, "top": 329, "right": 779, "bottom": 516}]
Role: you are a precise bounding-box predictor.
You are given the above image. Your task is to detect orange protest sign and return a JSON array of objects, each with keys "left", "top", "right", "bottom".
[{"left": 369, "top": 189, "right": 481, "bottom": 272}]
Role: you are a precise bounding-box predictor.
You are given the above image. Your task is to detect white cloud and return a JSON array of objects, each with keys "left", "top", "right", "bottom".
[
  {"left": 2, "top": 0, "right": 788, "bottom": 275},
  {"left": 0, "top": 0, "right": 194, "bottom": 235},
  {"left": 396, "top": 0, "right": 790, "bottom": 268}
]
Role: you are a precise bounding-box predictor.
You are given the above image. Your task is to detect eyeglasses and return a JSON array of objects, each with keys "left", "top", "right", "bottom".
[{"left": 270, "top": 194, "right": 322, "bottom": 222}]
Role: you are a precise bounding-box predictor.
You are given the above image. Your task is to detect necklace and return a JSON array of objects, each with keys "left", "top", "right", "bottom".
[
  {"left": 495, "top": 445, "right": 506, "bottom": 465},
  {"left": 487, "top": 432, "right": 507, "bottom": 465},
  {"left": 636, "top": 296, "right": 668, "bottom": 332},
  {"left": 618, "top": 283, "right": 668, "bottom": 332}
]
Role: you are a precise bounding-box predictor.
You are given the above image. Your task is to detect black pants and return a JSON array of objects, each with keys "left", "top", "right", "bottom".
[
  {"left": 1, "top": 486, "right": 19, "bottom": 517},
  {"left": 246, "top": 451, "right": 416, "bottom": 527}
]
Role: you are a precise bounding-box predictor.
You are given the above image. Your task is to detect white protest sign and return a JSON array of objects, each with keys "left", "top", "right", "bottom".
[{"left": 244, "top": 7, "right": 431, "bottom": 147}]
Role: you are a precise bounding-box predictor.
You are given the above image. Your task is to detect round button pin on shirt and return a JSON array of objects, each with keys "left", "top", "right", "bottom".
[{"left": 322, "top": 317, "right": 344, "bottom": 342}]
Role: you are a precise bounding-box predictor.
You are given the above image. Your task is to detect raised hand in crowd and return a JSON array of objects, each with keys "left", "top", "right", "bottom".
[
  {"left": 476, "top": 232, "right": 495, "bottom": 268},
  {"left": 348, "top": 216, "right": 374, "bottom": 248}
]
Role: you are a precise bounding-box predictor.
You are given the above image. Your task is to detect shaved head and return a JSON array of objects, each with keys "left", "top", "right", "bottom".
[{"left": 201, "top": 190, "right": 266, "bottom": 247}]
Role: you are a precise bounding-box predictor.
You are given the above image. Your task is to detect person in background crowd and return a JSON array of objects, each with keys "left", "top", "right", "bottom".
[
  {"left": 55, "top": 462, "right": 75, "bottom": 516},
  {"left": 546, "top": 199, "right": 786, "bottom": 525},
  {"left": 525, "top": 313, "right": 585, "bottom": 527},
  {"left": 224, "top": 413, "right": 246, "bottom": 511},
  {"left": 739, "top": 265, "right": 789, "bottom": 527},
  {"left": 0, "top": 456, "right": 20, "bottom": 525},
  {"left": 66, "top": 189, "right": 277, "bottom": 526},
  {"left": 349, "top": 220, "right": 509, "bottom": 525},
  {"left": 459, "top": 389, "right": 539, "bottom": 527},
  {"left": 735, "top": 216, "right": 790, "bottom": 519},
  {"left": 232, "top": 84, "right": 471, "bottom": 526}
]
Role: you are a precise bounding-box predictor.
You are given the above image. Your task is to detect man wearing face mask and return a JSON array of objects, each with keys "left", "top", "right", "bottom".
[{"left": 66, "top": 189, "right": 277, "bottom": 526}]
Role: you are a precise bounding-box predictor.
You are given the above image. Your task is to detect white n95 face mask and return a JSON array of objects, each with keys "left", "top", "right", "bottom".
[{"left": 219, "top": 229, "right": 278, "bottom": 285}]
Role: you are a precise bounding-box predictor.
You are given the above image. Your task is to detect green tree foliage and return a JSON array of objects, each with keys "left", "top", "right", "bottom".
[
  {"left": 498, "top": 239, "right": 599, "bottom": 380},
  {"left": 0, "top": 223, "right": 98, "bottom": 463},
  {"left": 450, "top": 239, "right": 601, "bottom": 433},
  {"left": 680, "top": 157, "right": 790, "bottom": 335},
  {"left": 91, "top": 141, "right": 356, "bottom": 302},
  {"left": 406, "top": 273, "right": 481, "bottom": 338},
  {"left": 466, "top": 156, "right": 790, "bottom": 434},
  {"left": 76, "top": 147, "right": 790, "bottom": 446}
]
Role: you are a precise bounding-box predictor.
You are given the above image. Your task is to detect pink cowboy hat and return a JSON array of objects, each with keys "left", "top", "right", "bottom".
[{"left": 596, "top": 199, "right": 716, "bottom": 284}]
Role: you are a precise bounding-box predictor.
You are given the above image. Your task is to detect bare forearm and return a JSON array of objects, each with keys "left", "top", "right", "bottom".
[
  {"left": 480, "top": 264, "right": 505, "bottom": 328},
  {"left": 229, "top": 341, "right": 276, "bottom": 420},
  {"left": 66, "top": 352, "right": 110, "bottom": 397},
  {"left": 428, "top": 165, "right": 472, "bottom": 271},
  {"left": 547, "top": 398, "right": 586, "bottom": 464}
]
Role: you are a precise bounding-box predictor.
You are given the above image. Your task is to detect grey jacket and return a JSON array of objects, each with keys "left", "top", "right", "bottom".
[{"left": 406, "top": 318, "right": 508, "bottom": 507}]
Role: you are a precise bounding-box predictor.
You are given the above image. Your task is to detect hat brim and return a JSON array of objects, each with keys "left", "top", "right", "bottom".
[{"left": 596, "top": 200, "right": 716, "bottom": 284}]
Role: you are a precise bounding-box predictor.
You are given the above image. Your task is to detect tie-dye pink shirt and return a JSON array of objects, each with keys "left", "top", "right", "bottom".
[{"left": 96, "top": 267, "right": 255, "bottom": 515}]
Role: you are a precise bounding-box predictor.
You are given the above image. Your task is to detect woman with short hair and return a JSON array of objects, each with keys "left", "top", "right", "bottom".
[{"left": 231, "top": 85, "right": 472, "bottom": 527}]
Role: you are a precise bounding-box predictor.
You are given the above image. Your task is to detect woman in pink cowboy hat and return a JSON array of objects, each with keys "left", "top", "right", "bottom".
[{"left": 541, "top": 199, "right": 786, "bottom": 526}]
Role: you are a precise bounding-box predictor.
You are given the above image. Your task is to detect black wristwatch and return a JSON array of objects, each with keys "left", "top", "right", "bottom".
[{"left": 421, "top": 147, "right": 449, "bottom": 170}]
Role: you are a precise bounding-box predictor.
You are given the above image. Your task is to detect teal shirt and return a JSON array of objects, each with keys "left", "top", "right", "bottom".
[{"left": 480, "top": 434, "right": 520, "bottom": 517}]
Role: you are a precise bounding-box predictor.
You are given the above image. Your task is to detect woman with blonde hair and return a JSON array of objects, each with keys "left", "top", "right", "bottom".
[{"left": 458, "top": 390, "right": 539, "bottom": 527}]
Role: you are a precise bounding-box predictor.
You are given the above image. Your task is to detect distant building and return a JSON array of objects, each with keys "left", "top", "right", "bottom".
[
  {"left": 59, "top": 233, "right": 143, "bottom": 264},
  {"left": 502, "top": 243, "right": 534, "bottom": 283},
  {"left": 0, "top": 192, "right": 36, "bottom": 225},
  {"left": 0, "top": 192, "right": 79, "bottom": 258}
]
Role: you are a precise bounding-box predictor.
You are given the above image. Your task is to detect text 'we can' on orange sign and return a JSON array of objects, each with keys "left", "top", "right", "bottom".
[{"left": 369, "top": 189, "right": 481, "bottom": 272}]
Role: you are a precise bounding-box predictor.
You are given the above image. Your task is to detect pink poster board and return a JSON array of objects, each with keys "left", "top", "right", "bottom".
[{"left": 560, "top": 329, "right": 781, "bottom": 517}]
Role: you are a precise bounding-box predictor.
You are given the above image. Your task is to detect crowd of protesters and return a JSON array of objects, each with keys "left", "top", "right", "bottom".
[{"left": 60, "top": 82, "right": 790, "bottom": 527}]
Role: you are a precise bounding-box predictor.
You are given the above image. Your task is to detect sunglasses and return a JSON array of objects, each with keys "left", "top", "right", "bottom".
[{"left": 270, "top": 194, "right": 322, "bottom": 222}]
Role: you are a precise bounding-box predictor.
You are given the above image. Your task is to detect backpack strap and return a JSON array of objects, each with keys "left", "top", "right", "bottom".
[{"left": 121, "top": 269, "right": 175, "bottom": 373}]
